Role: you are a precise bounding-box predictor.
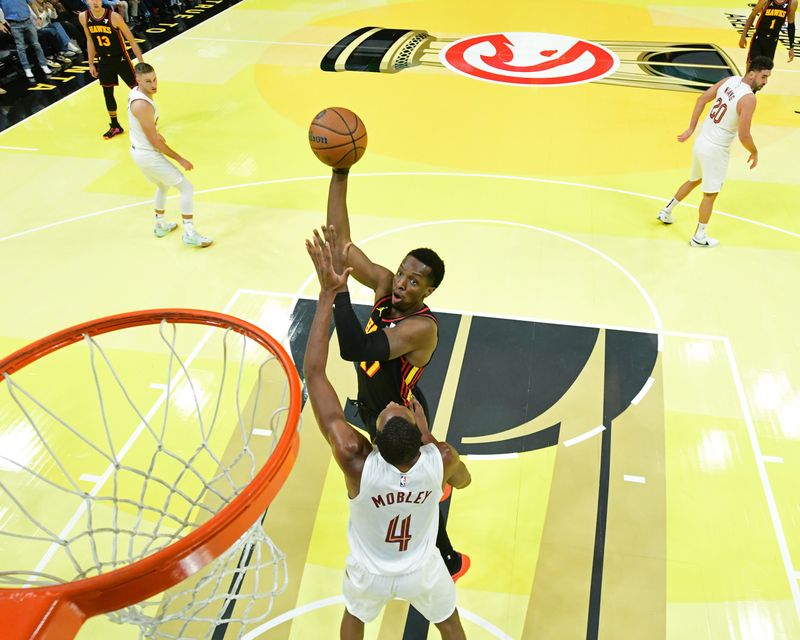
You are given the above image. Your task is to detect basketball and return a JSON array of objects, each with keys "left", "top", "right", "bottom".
[{"left": 308, "top": 107, "right": 368, "bottom": 169}]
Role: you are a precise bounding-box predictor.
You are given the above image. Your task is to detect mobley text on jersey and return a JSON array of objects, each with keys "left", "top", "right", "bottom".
[{"left": 370, "top": 490, "right": 433, "bottom": 509}]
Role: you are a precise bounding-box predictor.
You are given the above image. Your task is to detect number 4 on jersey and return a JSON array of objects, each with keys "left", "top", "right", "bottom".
[{"left": 385, "top": 515, "right": 412, "bottom": 551}]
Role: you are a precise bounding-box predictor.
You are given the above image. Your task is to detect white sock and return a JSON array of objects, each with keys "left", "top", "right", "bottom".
[
  {"left": 664, "top": 197, "right": 678, "bottom": 213},
  {"left": 182, "top": 218, "right": 194, "bottom": 234},
  {"left": 694, "top": 223, "right": 707, "bottom": 239}
]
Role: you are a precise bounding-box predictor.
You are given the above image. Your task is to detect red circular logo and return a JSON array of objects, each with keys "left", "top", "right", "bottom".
[{"left": 442, "top": 32, "right": 619, "bottom": 86}]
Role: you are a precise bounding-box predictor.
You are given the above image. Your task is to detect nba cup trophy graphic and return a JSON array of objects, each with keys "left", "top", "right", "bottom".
[{"left": 320, "top": 27, "right": 740, "bottom": 92}]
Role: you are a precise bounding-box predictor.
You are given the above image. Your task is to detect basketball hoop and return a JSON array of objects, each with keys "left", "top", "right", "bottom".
[{"left": 0, "top": 309, "right": 302, "bottom": 640}]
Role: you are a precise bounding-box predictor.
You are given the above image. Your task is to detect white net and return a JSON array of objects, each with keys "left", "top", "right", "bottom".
[{"left": 0, "top": 316, "right": 300, "bottom": 639}]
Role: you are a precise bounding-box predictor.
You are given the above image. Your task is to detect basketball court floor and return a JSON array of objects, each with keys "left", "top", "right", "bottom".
[{"left": 2, "top": 1, "right": 800, "bottom": 638}]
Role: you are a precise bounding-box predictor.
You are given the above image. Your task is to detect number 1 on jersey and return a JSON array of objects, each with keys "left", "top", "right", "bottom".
[{"left": 385, "top": 515, "right": 412, "bottom": 551}]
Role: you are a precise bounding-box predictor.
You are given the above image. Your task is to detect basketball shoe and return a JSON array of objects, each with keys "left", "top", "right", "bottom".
[
  {"left": 154, "top": 221, "right": 178, "bottom": 237},
  {"left": 657, "top": 209, "right": 673, "bottom": 224},
  {"left": 103, "top": 124, "right": 124, "bottom": 140},
  {"left": 182, "top": 229, "right": 213, "bottom": 248},
  {"left": 690, "top": 236, "right": 719, "bottom": 248},
  {"left": 449, "top": 553, "right": 471, "bottom": 583}
]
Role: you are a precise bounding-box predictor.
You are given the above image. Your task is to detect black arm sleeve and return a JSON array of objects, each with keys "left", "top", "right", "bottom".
[
  {"left": 789, "top": 22, "right": 796, "bottom": 49},
  {"left": 333, "top": 291, "right": 391, "bottom": 362}
]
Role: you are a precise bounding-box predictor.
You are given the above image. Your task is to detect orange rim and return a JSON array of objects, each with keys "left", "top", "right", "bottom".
[{"left": 0, "top": 309, "right": 302, "bottom": 640}]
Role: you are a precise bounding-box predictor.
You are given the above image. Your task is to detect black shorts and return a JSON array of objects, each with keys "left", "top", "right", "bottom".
[
  {"left": 98, "top": 54, "right": 135, "bottom": 88},
  {"left": 348, "top": 385, "right": 431, "bottom": 441},
  {"left": 748, "top": 34, "right": 779, "bottom": 63}
]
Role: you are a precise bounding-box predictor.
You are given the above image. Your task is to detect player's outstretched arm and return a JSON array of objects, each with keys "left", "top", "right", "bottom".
[
  {"left": 304, "top": 231, "right": 371, "bottom": 493},
  {"left": 326, "top": 170, "right": 393, "bottom": 295}
]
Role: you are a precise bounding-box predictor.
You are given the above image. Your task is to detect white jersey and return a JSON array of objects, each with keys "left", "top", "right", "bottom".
[
  {"left": 699, "top": 76, "right": 753, "bottom": 149},
  {"left": 128, "top": 87, "right": 158, "bottom": 152},
  {"left": 348, "top": 443, "right": 443, "bottom": 576}
]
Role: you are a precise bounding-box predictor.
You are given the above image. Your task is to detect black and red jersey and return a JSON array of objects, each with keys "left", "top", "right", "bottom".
[
  {"left": 754, "top": 0, "right": 792, "bottom": 38},
  {"left": 355, "top": 295, "right": 438, "bottom": 415},
  {"left": 85, "top": 8, "right": 127, "bottom": 57}
]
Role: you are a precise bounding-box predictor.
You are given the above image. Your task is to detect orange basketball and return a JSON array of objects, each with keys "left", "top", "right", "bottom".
[{"left": 308, "top": 107, "right": 368, "bottom": 169}]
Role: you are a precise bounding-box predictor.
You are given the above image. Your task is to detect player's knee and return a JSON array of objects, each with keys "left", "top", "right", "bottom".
[{"left": 179, "top": 178, "right": 194, "bottom": 195}]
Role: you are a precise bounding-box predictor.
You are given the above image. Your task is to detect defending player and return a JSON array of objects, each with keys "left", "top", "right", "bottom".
[{"left": 303, "top": 227, "right": 470, "bottom": 640}]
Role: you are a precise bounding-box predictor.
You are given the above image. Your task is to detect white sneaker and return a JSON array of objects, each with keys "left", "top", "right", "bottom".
[
  {"left": 67, "top": 42, "right": 82, "bottom": 54},
  {"left": 657, "top": 209, "right": 673, "bottom": 224},
  {"left": 182, "top": 229, "right": 213, "bottom": 247},
  {"left": 24, "top": 68, "right": 34, "bottom": 79},
  {"left": 690, "top": 236, "right": 719, "bottom": 248},
  {"left": 154, "top": 221, "right": 178, "bottom": 238},
  {"left": 40, "top": 65, "right": 52, "bottom": 75}
]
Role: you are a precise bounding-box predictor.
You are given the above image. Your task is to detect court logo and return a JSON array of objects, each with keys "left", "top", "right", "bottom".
[{"left": 440, "top": 32, "right": 619, "bottom": 86}]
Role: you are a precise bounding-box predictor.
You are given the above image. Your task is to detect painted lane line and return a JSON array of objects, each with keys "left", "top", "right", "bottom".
[
  {"left": 724, "top": 337, "right": 800, "bottom": 621},
  {"left": 149, "top": 383, "right": 167, "bottom": 390},
  {"left": 623, "top": 475, "right": 646, "bottom": 484},
  {"left": 79, "top": 474, "right": 102, "bottom": 484},
  {"left": 251, "top": 428, "right": 272, "bottom": 437},
  {"left": 630, "top": 376, "right": 655, "bottom": 405},
  {"left": 762, "top": 455, "right": 784, "bottom": 464},
  {"left": 466, "top": 453, "right": 519, "bottom": 460},
  {"left": 564, "top": 425, "right": 606, "bottom": 447},
  {"left": 0, "top": 145, "right": 39, "bottom": 151}
]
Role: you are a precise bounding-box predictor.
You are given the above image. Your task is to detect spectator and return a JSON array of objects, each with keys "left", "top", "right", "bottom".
[
  {"left": 0, "top": 0, "right": 52, "bottom": 81},
  {"left": 30, "top": 0, "right": 81, "bottom": 59}
]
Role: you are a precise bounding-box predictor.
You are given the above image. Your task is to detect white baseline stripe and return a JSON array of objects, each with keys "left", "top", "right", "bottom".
[
  {"left": 762, "top": 455, "right": 784, "bottom": 464},
  {"left": 182, "top": 36, "right": 328, "bottom": 47},
  {"left": 630, "top": 376, "right": 655, "bottom": 405},
  {"left": 564, "top": 425, "right": 605, "bottom": 447},
  {"left": 79, "top": 474, "right": 102, "bottom": 484},
  {"left": 623, "top": 475, "right": 646, "bottom": 484},
  {"left": 149, "top": 383, "right": 167, "bottom": 390},
  {"left": 466, "top": 453, "right": 519, "bottom": 460},
  {"left": 724, "top": 337, "right": 800, "bottom": 620},
  {"left": 0, "top": 145, "right": 39, "bottom": 151},
  {"left": 252, "top": 428, "right": 272, "bottom": 437}
]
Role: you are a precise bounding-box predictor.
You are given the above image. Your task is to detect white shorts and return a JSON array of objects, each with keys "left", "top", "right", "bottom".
[
  {"left": 131, "top": 148, "right": 183, "bottom": 187},
  {"left": 342, "top": 552, "right": 456, "bottom": 624},
  {"left": 689, "top": 136, "right": 730, "bottom": 194}
]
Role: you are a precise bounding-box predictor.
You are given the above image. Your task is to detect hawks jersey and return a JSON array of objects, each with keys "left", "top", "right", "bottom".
[
  {"left": 85, "top": 8, "right": 126, "bottom": 57},
  {"left": 348, "top": 443, "right": 443, "bottom": 575},
  {"left": 699, "top": 76, "right": 753, "bottom": 148},
  {"left": 754, "top": 0, "right": 792, "bottom": 38},
  {"left": 356, "top": 295, "right": 438, "bottom": 414}
]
